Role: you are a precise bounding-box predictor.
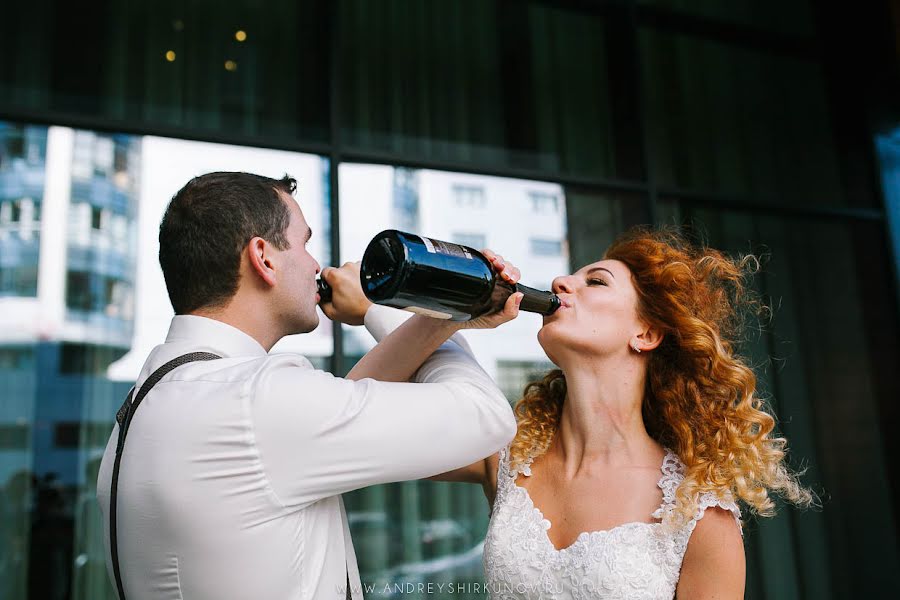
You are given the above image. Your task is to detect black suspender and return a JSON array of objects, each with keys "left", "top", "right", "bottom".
[{"left": 109, "top": 352, "right": 221, "bottom": 600}]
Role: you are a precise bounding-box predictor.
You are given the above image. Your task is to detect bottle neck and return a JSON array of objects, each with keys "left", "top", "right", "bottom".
[
  {"left": 493, "top": 280, "right": 560, "bottom": 316},
  {"left": 515, "top": 283, "right": 560, "bottom": 315}
]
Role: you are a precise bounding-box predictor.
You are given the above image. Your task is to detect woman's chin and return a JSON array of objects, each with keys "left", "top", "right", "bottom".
[
  {"left": 538, "top": 327, "right": 611, "bottom": 364},
  {"left": 537, "top": 324, "right": 564, "bottom": 355}
]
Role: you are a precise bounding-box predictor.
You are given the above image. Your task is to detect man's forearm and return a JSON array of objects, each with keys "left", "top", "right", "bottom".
[{"left": 347, "top": 314, "right": 463, "bottom": 382}]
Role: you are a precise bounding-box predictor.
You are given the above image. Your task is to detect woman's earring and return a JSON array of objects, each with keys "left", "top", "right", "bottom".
[{"left": 630, "top": 339, "right": 642, "bottom": 353}]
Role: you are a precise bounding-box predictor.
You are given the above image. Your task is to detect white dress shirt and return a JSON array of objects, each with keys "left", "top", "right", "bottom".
[{"left": 97, "top": 305, "right": 516, "bottom": 600}]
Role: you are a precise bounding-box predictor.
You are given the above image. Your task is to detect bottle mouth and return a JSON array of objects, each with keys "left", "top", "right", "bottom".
[
  {"left": 316, "top": 278, "right": 331, "bottom": 303},
  {"left": 360, "top": 233, "right": 406, "bottom": 302}
]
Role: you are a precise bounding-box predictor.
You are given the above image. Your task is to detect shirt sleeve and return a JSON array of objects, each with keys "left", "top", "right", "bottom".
[
  {"left": 362, "top": 303, "right": 476, "bottom": 356},
  {"left": 250, "top": 306, "right": 516, "bottom": 508}
]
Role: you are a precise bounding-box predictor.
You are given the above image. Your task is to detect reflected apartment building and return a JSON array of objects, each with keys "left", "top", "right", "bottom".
[
  {"left": 0, "top": 122, "right": 139, "bottom": 599},
  {"left": 339, "top": 164, "right": 565, "bottom": 594}
]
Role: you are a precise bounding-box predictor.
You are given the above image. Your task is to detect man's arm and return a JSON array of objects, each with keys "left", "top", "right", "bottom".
[
  {"left": 251, "top": 351, "right": 517, "bottom": 507},
  {"left": 247, "top": 254, "right": 518, "bottom": 507},
  {"left": 347, "top": 313, "right": 467, "bottom": 382}
]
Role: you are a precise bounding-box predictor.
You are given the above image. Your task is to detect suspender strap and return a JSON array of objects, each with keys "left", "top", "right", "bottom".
[{"left": 109, "top": 352, "right": 221, "bottom": 600}]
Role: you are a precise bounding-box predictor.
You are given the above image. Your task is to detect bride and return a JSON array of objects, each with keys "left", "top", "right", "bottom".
[{"left": 432, "top": 227, "right": 813, "bottom": 599}]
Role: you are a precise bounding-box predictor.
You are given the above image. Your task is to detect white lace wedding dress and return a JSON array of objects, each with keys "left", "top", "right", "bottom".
[{"left": 482, "top": 445, "right": 742, "bottom": 599}]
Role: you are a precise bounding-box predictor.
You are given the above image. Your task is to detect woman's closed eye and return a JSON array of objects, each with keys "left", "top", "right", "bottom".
[{"left": 587, "top": 278, "right": 607, "bottom": 286}]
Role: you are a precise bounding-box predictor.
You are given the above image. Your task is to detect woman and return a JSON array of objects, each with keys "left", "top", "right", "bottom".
[{"left": 435, "top": 227, "right": 813, "bottom": 599}]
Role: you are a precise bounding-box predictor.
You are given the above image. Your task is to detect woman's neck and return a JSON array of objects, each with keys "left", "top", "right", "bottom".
[{"left": 552, "top": 358, "right": 661, "bottom": 477}]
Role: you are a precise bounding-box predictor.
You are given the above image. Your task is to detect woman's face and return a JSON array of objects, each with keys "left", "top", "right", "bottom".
[{"left": 538, "top": 259, "right": 645, "bottom": 364}]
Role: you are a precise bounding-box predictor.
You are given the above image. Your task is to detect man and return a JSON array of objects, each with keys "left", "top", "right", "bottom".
[{"left": 96, "top": 172, "right": 521, "bottom": 599}]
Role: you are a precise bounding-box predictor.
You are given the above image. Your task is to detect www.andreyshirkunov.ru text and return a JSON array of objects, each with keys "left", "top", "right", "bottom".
[{"left": 337, "top": 581, "right": 567, "bottom": 596}]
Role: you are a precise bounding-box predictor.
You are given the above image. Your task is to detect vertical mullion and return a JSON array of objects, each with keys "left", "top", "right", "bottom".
[{"left": 328, "top": 0, "right": 344, "bottom": 376}]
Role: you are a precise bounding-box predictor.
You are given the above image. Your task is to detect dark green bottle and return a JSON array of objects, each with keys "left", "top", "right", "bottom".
[{"left": 355, "top": 229, "right": 560, "bottom": 321}]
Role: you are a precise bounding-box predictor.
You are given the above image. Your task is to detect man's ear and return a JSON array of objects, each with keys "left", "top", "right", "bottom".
[
  {"left": 247, "top": 236, "right": 277, "bottom": 287},
  {"left": 635, "top": 325, "right": 664, "bottom": 352}
]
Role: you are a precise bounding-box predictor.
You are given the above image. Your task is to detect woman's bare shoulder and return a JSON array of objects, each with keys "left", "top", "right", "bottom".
[{"left": 676, "top": 506, "right": 745, "bottom": 599}]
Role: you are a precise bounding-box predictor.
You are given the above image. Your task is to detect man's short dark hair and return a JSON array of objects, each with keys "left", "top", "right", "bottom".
[{"left": 159, "top": 171, "right": 297, "bottom": 314}]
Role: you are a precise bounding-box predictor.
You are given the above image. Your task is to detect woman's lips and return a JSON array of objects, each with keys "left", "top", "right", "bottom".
[{"left": 544, "top": 299, "right": 571, "bottom": 320}]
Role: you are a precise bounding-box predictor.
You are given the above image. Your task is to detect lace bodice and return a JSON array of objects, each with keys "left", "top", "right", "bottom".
[{"left": 482, "top": 446, "right": 741, "bottom": 600}]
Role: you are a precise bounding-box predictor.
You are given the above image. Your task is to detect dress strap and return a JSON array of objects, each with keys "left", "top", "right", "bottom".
[
  {"left": 494, "top": 444, "right": 516, "bottom": 501},
  {"left": 503, "top": 443, "right": 537, "bottom": 480},
  {"left": 650, "top": 449, "right": 743, "bottom": 536},
  {"left": 651, "top": 449, "right": 683, "bottom": 520},
  {"left": 497, "top": 444, "right": 510, "bottom": 477},
  {"left": 693, "top": 492, "right": 743, "bottom": 536}
]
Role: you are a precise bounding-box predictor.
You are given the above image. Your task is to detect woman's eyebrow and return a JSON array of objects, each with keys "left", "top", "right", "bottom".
[{"left": 586, "top": 266, "right": 615, "bottom": 279}]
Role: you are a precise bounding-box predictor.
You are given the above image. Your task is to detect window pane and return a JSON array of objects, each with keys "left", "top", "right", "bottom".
[
  {"left": 529, "top": 237, "right": 562, "bottom": 256},
  {"left": 0, "top": 0, "right": 330, "bottom": 144},
  {"left": 529, "top": 191, "right": 560, "bottom": 215},
  {"left": 339, "top": 0, "right": 635, "bottom": 178},
  {"left": 664, "top": 201, "right": 900, "bottom": 598},
  {"left": 451, "top": 232, "right": 487, "bottom": 250},
  {"left": 564, "top": 189, "right": 651, "bottom": 273},
  {"left": 640, "top": 30, "right": 858, "bottom": 207},
  {"left": 0, "top": 124, "right": 47, "bottom": 298},
  {"left": 875, "top": 131, "right": 900, "bottom": 291},
  {"left": 638, "top": 0, "right": 815, "bottom": 36},
  {"left": 0, "top": 119, "right": 332, "bottom": 600},
  {"left": 452, "top": 185, "right": 486, "bottom": 210},
  {"left": 338, "top": 163, "right": 568, "bottom": 591}
]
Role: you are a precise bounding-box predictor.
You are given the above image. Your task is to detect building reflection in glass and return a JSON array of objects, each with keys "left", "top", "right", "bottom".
[
  {"left": 0, "top": 121, "right": 332, "bottom": 600},
  {"left": 339, "top": 163, "right": 564, "bottom": 598}
]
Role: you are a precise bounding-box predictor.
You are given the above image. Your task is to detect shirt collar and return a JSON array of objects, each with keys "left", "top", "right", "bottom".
[{"left": 164, "top": 315, "right": 268, "bottom": 358}]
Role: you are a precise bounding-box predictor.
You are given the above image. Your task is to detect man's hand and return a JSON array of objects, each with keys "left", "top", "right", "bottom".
[
  {"left": 458, "top": 249, "right": 523, "bottom": 330},
  {"left": 320, "top": 262, "right": 372, "bottom": 326}
]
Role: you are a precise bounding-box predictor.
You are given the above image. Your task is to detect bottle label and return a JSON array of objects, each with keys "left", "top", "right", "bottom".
[
  {"left": 404, "top": 305, "right": 454, "bottom": 320},
  {"left": 419, "top": 235, "right": 474, "bottom": 260}
]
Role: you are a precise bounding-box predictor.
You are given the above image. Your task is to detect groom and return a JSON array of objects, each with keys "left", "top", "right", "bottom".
[{"left": 96, "top": 171, "right": 520, "bottom": 599}]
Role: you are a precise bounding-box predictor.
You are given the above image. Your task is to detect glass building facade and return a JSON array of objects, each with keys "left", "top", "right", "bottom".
[{"left": 1, "top": 1, "right": 899, "bottom": 598}]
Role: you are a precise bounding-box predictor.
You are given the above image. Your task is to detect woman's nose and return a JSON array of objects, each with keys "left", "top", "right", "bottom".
[{"left": 552, "top": 276, "right": 574, "bottom": 295}]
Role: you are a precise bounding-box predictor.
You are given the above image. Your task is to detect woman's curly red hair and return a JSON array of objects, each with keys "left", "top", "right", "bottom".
[{"left": 509, "top": 226, "right": 813, "bottom": 526}]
